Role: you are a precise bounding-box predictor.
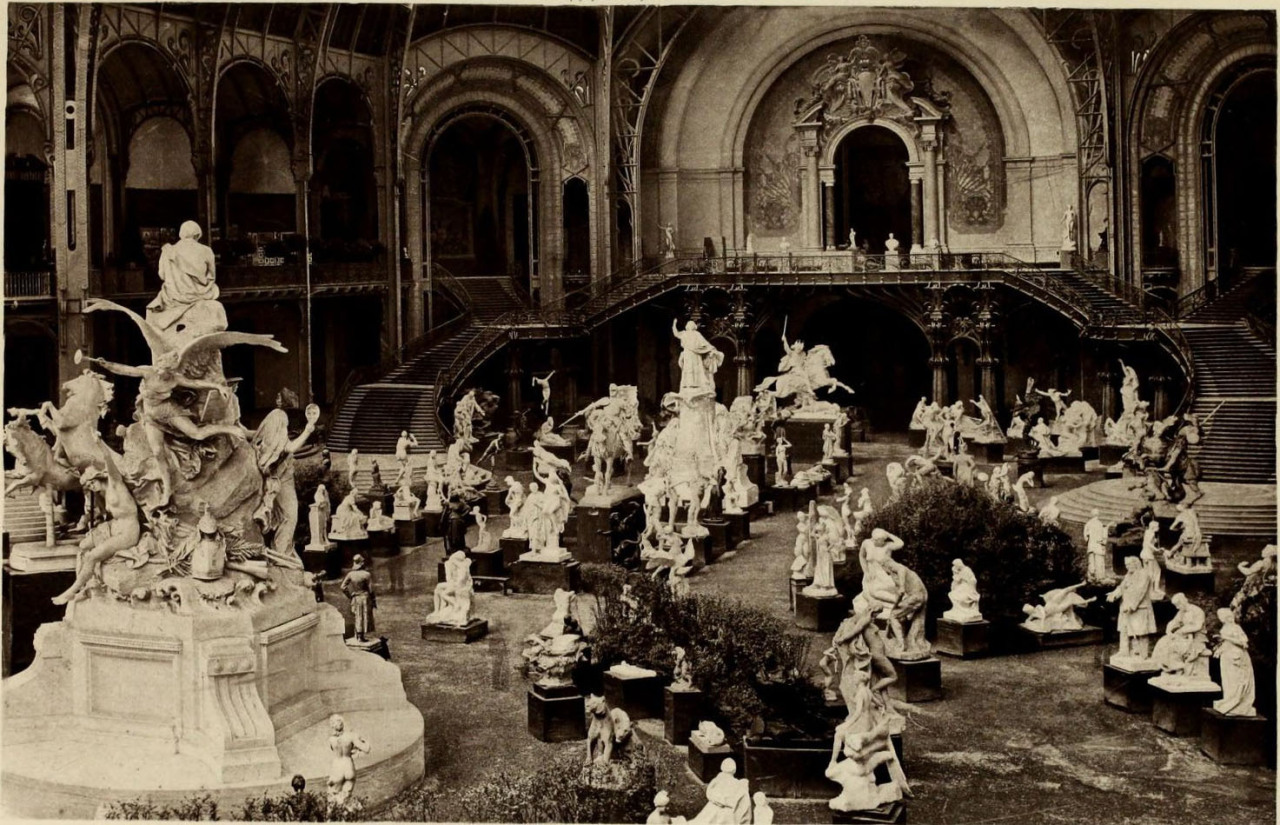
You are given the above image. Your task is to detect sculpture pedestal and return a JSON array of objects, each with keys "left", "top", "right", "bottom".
[
  {"left": 782, "top": 418, "right": 835, "bottom": 465},
  {"left": 345, "top": 635, "right": 390, "bottom": 660},
  {"left": 420, "top": 617, "right": 489, "bottom": 644},
  {"left": 332, "top": 535, "right": 370, "bottom": 568},
  {"left": 499, "top": 448, "right": 533, "bottom": 472},
  {"left": 701, "top": 519, "right": 733, "bottom": 553},
  {"left": 795, "top": 591, "right": 850, "bottom": 632},
  {"left": 742, "top": 736, "right": 841, "bottom": 798},
  {"left": 886, "top": 656, "right": 943, "bottom": 703},
  {"left": 724, "top": 511, "right": 750, "bottom": 544},
  {"left": 1098, "top": 444, "right": 1127, "bottom": 466},
  {"left": 1163, "top": 566, "right": 1216, "bottom": 599},
  {"left": 832, "top": 802, "right": 907, "bottom": 824},
  {"left": 1041, "top": 455, "right": 1086, "bottom": 475},
  {"left": 395, "top": 517, "right": 426, "bottom": 548},
  {"left": 789, "top": 577, "right": 813, "bottom": 612},
  {"left": 688, "top": 736, "right": 735, "bottom": 784},
  {"left": 604, "top": 669, "right": 664, "bottom": 720},
  {"left": 1, "top": 571, "right": 425, "bottom": 818},
  {"left": 1200, "top": 710, "right": 1270, "bottom": 766},
  {"left": 7, "top": 539, "right": 79, "bottom": 573},
  {"left": 933, "top": 618, "right": 989, "bottom": 659},
  {"left": 575, "top": 487, "right": 644, "bottom": 564},
  {"left": 482, "top": 487, "right": 504, "bottom": 515},
  {"left": 422, "top": 509, "right": 444, "bottom": 537},
  {"left": 510, "top": 558, "right": 581, "bottom": 594},
  {"left": 967, "top": 441, "right": 1005, "bottom": 464},
  {"left": 771, "top": 484, "right": 798, "bottom": 511},
  {"left": 1016, "top": 624, "right": 1104, "bottom": 650},
  {"left": 527, "top": 682, "right": 587, "bottom": 742},
  {"left": 664, "top": 686, "right": 703, "bottom": 745},
  {"left": 500, "top": 536, "right": 529, "bottom": 569},
  {"left": 743, "top": 453, "right": 767, "bottom": 489},
  {"left": 684, "top": 532, "right": 714, "bottom": 567},
  {"left": 1151, "top": 680, "right": 1221, "bottom": 736},
  {"left": 368, "top": 529, "right": 399, "bottom": 557},
  {"left": 1103, "top": 661, "right": 1160, "bottom": 713},
  {"left": 303, "top": 541, "right": 343, "bottom": 581}
]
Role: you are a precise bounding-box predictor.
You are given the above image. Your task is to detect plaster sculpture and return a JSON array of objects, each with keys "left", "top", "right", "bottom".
[
  {"left": 1061, "top": 204, "right": 1077, "bottom": 251},
  {"left": 753, "top": 792, "right": 774, "bottom": 825},
  {"left": 340, "top": 555, "right": 376, "bottom": 643},
  {"left": 328, "top": 490, "right": 368, "bottom": 541},
  {"left": 1140, "top": 520, "right": 1166, "bottom": 600},
  {"left": 502, "top": 477, "right": 528, "bottom": 539},
  {"left": 395, "top": 430, "right": 418, "bottom": 466},
  {"left": 953, "top": 442, "right": 976, "bottom": 486},
  {"left": 690, "top": 758, "right": 752, "bottom": 824},
  {"left": 1149, "top": 593, "right": 1215, "bottom": 689},
  {"left": 673, "top": 319, "right": 725, "bottom": 398},
  {"left": 1039, "top": 496, "right": 1062, "bottom": 525},
  {"left": 534, "top": 416, "right": 571, "bottom": 447},
  {"left": 774, "top": 429, "right": 792, "bottom": 485},
  {"left": 754, "top": 323, "right": 853, "bottom": 415},
  {"left": 308, "top": 485, "right": 332, "bottom": 548},
  {"left": 426, "top": 551, "right": 475, "bottom": 627},
  {"left": 1105, "top": 361, "right": 1147, "bottom": 447},
  {"left": 253, "top": 403, "right": 320, "bottom": 555},
  {"left": 663, "top": 223, "right": 676, "bottom": 258},
  {"left": 1035, "top": 387, "right": 1072, "bottom": 421},
  {"left": 1212, "top": 608, "right": 1257, "bottom": 716},
  {"left": 942, "top": 559, "right": 982, "bottom": 622},
  {"left": 1012, "top": 471, "right": 1036, "bottom": 513},
  {"left": 531, "top": 371, "right": 555, "bottom": 415},
  {"left": 1083, "top": 509, "right": 1114, "bottom": 583},
  {"left": 691, "top": 721, "right": 727, "bottom": 749},
  {"left": 393, "top": 480, "right": 422, "bottom": 521},
  {"left": 1021, "top": 583, "right": 1094, "bottom": 632},
  {"left": 818, "top": 504, "right": 847, "bottom": 564},
  {"left": 585, "top": 694, "right": 634, "bottom": 766},
  {"left": 580, "top": 385, "right": 644, "bottom": 495},
  {"left": 1052, "top": 401, "right": 1099, "bottom": 454},
  {"left": 885, "top": 462, "right": 906, "bottom": 502},
  {"left": 326, "top": 714, "right": 371, "bottom": 808},
  {"left": 966, "top": 395, "right": 1005, "bottom": 442},
  {"left": 347, "top": 449, "right": 360, "bottom": 492},
  {"left": 1006, "top": 413, "right": 1027, "bottom": 440},
  {"left": 649, "top": 791, "right": 674, "bottom": 825},
  {"left": 908, "top": 397, "right": 927, "bottom": 430},
  {"left": 860, "top": 528, "right": 929, "bottom": 660},
  {"left": 366, "top": 501, "right": 394, "bottom": 533},
  {"left": 472, "top": 508, "right": 493, "bottom": 553},
  {"left": 850, "top": 488, "right": 873, "bottom": 546},
  {"left": 1165, "top": 502, "right": 1211, "bottom": 573},
  {"left": 672, "top": 645, "right": 694, "bottom": 689},
  {"left": 1106, "top": 556, "right": 1159, "bottom": 668},
  {"left": 833, "top": 595, "right": 905, "bottom": 735},
  {"left": 803, "top": 504, "right": 840, "bottom": 598},
  {"left": 791, "top": 510, "right": 816, "bottom": 581},
  {"left": 522, "top": 589, "right": 586, "bottom": 687},
  {"left": 518, "top": 465, "right": 573, "bottom": 563},
  {"left": 453, "top": 389, "right": 480, "bottom": 443}
]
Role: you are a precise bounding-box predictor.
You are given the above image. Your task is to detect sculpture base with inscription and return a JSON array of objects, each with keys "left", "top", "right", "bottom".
[{"left": 1, "top": 567, "right": 424, "bottom": 818}]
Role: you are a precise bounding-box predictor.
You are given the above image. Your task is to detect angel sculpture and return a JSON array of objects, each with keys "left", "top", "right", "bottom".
[{"left": 80, "top": 298, "right": 286, "bottom": 506}]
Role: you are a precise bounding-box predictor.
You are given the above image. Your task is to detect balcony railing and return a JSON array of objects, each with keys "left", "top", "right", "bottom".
[
  {"left": 88, "top": 262, "right": 389, "bottom": 296},
  {"left": 4, "top": 269, "right": 55, "bottom": 299}
]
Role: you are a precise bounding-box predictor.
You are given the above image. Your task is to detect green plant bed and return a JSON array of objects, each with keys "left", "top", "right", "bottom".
[
  {"left": 861, "top": 479, "right": 1083, "bottom": 620},
  {"left": 104, "top": 789, "right": 365, "bottom": 821},
  {"left": 581, "top": 564, "right": 825, "bottom": 744}
]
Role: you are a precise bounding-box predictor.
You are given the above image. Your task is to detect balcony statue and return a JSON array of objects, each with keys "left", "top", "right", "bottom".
[
  {"left": 148, "top": 220, "right": 225, "bottom": 347},
  {"left": 531, "top": 370, "right": 555, "bottom": 415},
  {"left": 662, "top": 223, "right": 676, "bottom": 259},
  {"left": 1061, "top": 204, "right": 1077, "bottom": 252}
]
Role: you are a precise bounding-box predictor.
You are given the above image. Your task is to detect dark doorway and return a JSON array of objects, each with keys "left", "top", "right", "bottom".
[
  {"left": 834, "top": 126, "right": 911, "bottom": 252},
  {"left": 3, "top": 328, "right": 57, "bottom": 413},
  {"left": 947, "top": 339, "right": 981, "bottom": 407},
  {"left": 1214, "top": 70, "right": 1276, "bottom": 276},
  {"left": 563, "top": 178, "right": 590, "bottom": 286},
  {"left": 428, "top": 115, "right": 532, "bottom": 281},
  {"left": 1141, "top": 155, "right": 1177, "bottom": 268}
]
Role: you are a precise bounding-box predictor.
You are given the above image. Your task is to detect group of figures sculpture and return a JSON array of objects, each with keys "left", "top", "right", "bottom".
[{"left": 501, "top": 445, "right": 575, "bottom": 562}]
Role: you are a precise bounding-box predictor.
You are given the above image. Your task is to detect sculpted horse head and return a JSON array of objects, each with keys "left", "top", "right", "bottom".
[{"left": 4, "top": 418, "right": 79, "bottom": 495}]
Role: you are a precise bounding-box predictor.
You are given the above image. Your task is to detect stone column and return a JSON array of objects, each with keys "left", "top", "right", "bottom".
[
  {"left": 822, "top": 181, "right": 836, "bottom": 251},
  {"left": 797, "top": 126, "right": 821, "bottom": 249},
  {"left": 930, "top": 353, "right": 949, "bottom": 405},
  {"left": 1097, "top": 369, "right": 1115, "bottom": 423},
  {"left": 1151, "top": 375, "right": 1170, "bottom": 419},
  {"left": 921, "top": 137, "right": 939, "bottom": 251},
  {"left": 734, "top": 352, "right": 754, "bottom": 400},
  {"left": 910, "top": 176, "right": 924, "bottom": 254},
  {"left": 404, "top": 172, "right": 425, "bottom": 341},
  {"left": 978, "top": 356, "right": 999, "bottom": 408},
  {"left": 52, "top": 5, "right": 91, "bottom": 383},
  {"left": 507, "top": 345, "right": 522, "bottom": 415}
]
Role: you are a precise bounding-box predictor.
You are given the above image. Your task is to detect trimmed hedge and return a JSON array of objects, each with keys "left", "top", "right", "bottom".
[
  {"left": 861, "top": 479, "right": 1082, "bottom": 621},
  {"left": 582, "top": 564, "right": 825, "bottom": 743},
  {"left": 103, "top": 789, "right": 364, "bottom": 821}
]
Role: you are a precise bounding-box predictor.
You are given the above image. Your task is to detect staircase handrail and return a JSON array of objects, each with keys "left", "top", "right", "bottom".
[
  {"left": 1174, "top": 269, "right": 1266, "bottom": 320},
  {"left": 430, "top": 262, "right": 474, "bottom": 307}
]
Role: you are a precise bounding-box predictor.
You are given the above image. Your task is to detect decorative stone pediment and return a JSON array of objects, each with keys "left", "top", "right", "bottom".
[{"left": 793, "top": 36, "right": 950, "bottom": 137}]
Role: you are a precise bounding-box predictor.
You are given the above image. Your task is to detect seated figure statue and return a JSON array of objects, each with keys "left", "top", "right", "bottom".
[
  {"left": 942, "top": 559, "right": 983, "bottom": 623},
  {"left": 425, "top": 551, "right": 474, "bottom": 627},
  {"left": 1150, "top": 593, "right": 1214, "bottom": 689}
]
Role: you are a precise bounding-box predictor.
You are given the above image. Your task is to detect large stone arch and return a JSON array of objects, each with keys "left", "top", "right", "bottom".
[
  {"left": 400, "top": 57, "right": 595, "bottom": 334},
  {"left": 648, "top": 7, "right": 1077, "bottom": 259},
  {"left": 1127, "top": 11, "right": 1275, "bottom": 293}
]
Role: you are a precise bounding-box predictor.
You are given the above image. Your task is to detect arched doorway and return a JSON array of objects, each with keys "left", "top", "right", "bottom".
[
  {"left": 1205, "top": 68, "right": 1276, "bottom": 284},
  {"left": 428, "top": 113, "right": 534, "bottom": 286},
  {"left": 833, "top": 126, "right": 912, "bottom": 252},
  {"left": 215, "top": 62, "right": 294, "bottom": 238},
  {"left": 5, "top": 106, "right": 50, "bottom": 269},
  {"left": 312, "top": 78, "right": 377, "bottom": 247},
  {"left": 562, "top": 177, "right": 590, "bottom": 287}
]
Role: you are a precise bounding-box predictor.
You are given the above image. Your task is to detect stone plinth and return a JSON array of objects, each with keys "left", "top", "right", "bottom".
[
  {"left": 780, "top": 418, "right": 835, "bottom": 465},
  {"left": 575, "top": 487, "right": 645, "bottom": 564},
  {"left": 933, "top": 618, "right": 989, "bottom": 659},
  {"left": 2, "top": 564, "right": 73, "bottom": 677},
  {"left": 886, "top": 656, "right": 943, "bottom": 703},
  {"left": 743, "top": 453, "right": 767, "bottom": 488},
  {"left": 1151, "top": 681, "right": 1221, "bottom": 736},
  {"left": 664, "top": 686, "right": 703, "bottom": 745},
  {"left": 468, "top": 547, "right": 506, "bottom": 579},
  {"left": 1163, "top": 567, "right": 1216, "bottom": 599},
  {"left": 510, "top": 559, "right": 581, "bottom": 594},
  {"left": 302, "top": 542, "right": 343, "bottom": 581},
  {"left": 332, "top": 535, "right": 370, "bottom": 568},
  {"left": 1200, "top": 710, "right": 1270, "bottom": 766},
  {"left": 1041, "top": 455, "right": 1086, "bottom": 475},
  {"left": 1098, "top": 444, "right": 1127, "bottom": 466},
  {"left": 1016, "top": 624, "right": 1104, "bottom": 650},
  {"left": 771, "top": 484, "right": 798, "bottom": 511},
  {"left": 422, "top": 509, "right": 444, "bottom": 537},
  {"left": 1103, "top": 661, "right": 1160, "bottom": 713},
  {"left": 685, "top": 532, "right": 714, "bottom": 567},
  {"left": 482, "top": 487, "right": 503, "bottom": 515},
  {"left": 725, "top": 511, "right": 750, "bottom": 544},
  {"left": 795, "top": 591, "right": 850, "bottom": 632},
  {"left": 527, "top": 682, "right": 587, "bottom": 742},
  {"left": 968, "top": 441, "right": 1005, "bottom": 464},
  {"left": 500, "top": 536, "right": 530, "bottom": 569},
  {"left": 7, "top": 539, "right": 79, "bottom": 573},
  {"left": 832, "top": 802, "right": 907, "bottom": 824},
  {"left": 604, "top": 669, "right": 664, "bottom": 720},
  {"left": 368, "top": 529, "right": 399, "bottom": 557},
  {"left": 500, "top": 448, "right": 534, "bottom": 472},
  {"left": 420, "top": 617, "right": 489, "bottom": 644},
  {"left": 395, "top": 517, "right": 426, "bottom": 548},
  {"left": 1, "top": 570, "right": 425, "bottom": 818},
  {"left": 345, "top": 635, "right": 390, "bottom": 660},
  {"left": 742, "top": 736, "right": 840, "bottom": 799},
  {"left": 688, "top": 735, "right": 735, "bottom": 784},
  {"left": 790, "top": 577, "right": 813, "bottom": 612},
  {"left": 702, "top": 519, "right": 733, "bottom": 553}
]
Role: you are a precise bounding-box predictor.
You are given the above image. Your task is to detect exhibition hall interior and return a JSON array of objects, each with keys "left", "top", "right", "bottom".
[{"left": 2, "top": 3, "right": 1276, "bottom": 822}]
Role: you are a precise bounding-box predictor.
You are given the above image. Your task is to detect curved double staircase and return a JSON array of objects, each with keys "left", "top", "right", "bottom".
[{"left": 328, "top": 255, "right": 1273, "bottom": 491}]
